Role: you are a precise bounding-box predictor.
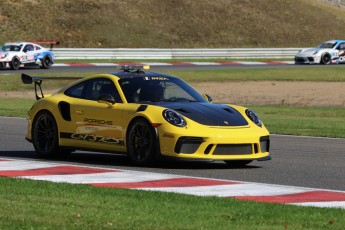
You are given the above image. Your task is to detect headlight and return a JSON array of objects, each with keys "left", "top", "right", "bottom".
[
  {"left": 313, "top": 51, "right": 319, "bottom": 55},
  {"left": 245, "top": 109, "right": 262, "bottom": 127},
  {"left": 163, "top": 109, "right": 186, "bottom": 127},
  {"left": 0, "top": 53, "right": 8, "bottom": 59}
]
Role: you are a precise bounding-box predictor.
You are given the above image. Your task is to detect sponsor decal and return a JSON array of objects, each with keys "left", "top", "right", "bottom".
[
  {"left": 163, "top": 133, "right": 174, "bottom": 138},
  {"left": 84, "top": 118, "right": 113, "bottom": 125},
  {"left": 144, "top": 76, "right": 169, "bottom": 81},
  {"left": 60, "top": 132, "right": 123, "bottom": 145}
]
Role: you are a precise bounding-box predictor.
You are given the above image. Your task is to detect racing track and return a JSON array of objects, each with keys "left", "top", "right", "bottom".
[
  {"left": 1, "top": 117, "right": 345, "bottom": 192},
  {"left": 0, "top": 64, "right": 345, "bottom": 193}
]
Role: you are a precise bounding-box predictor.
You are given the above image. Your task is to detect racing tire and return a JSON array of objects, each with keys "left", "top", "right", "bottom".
[
  {"left": 32, "top": 111, "right": 70, "bottom": 157},
  {"left": 320, "top": 53, "right": 331, "bottom": 65},
  {"left": 126, "top": 118, "right": 157, "bottom": 165},
  {"left": 41, "top": 55, "right": 52, "bottom": 69},
  {"left": 224, "top": 160, "right": 253, "bottom": 167},
  {"left": 10, "top": 57, "right": 20, "bottom": 70}
]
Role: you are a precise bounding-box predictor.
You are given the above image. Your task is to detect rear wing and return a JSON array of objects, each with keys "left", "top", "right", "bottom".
[
  {"left": 22, "top": 73, "right": 83, "bottom": 100},
  {"left": 28, "top": 40, "right": 60, "bottom": 50}
]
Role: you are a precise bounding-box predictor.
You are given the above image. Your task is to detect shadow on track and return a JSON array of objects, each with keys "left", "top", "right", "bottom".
[{"left": 0, "top": 151, "right": 261, "bottom": 170}]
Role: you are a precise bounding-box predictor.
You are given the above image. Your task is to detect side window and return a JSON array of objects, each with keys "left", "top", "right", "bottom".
[
  {"left": 35, "top": 46, "right": 41, "bottom": 51},
  {"left": 64, "top": 81, "right": 86, "bottom": 99},
  {"left": 85, "top": 78, "right": 122, "bottom": 102},
  {"left": 23, "top": 44, "right": 34, "bottom": 52},
  {"left": 337, "top": 43, "right": 345, "bottom": 50}
]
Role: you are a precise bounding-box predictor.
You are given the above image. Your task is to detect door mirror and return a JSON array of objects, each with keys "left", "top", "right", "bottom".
[{"left": 97, "top": 94, "right": 115, "bottom": 105}]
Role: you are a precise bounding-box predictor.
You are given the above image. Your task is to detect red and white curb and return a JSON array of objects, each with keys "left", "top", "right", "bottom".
[
  {"left": 1, "top": 158, "right": 345, "bottom": 209},
  {"left": 54, "top": 61, "right": 294, "bottom": 67}
]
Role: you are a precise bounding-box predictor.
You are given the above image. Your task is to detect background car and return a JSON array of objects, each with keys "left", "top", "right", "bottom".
[
  {"left": 294, "top": 40, "right": 345, "bottom": 64},
  {"left": 22, "top": 66, "right": 270, "bottom": 166},
  {"left": 0, "top": 41, "right": 57, "bottom": 70}
]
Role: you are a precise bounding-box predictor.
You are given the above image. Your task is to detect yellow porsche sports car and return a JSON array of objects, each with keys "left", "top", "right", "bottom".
[{"left": 22, "top": 66, "right": 270, "bottom": 166}]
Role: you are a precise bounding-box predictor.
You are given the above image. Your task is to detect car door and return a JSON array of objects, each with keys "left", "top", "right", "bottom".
[
  {"left": 68, "top": 77, "right": 125, "bottom": 152},
  {"left": 21, "top": 44, "right": 35, "bottom": 63}
]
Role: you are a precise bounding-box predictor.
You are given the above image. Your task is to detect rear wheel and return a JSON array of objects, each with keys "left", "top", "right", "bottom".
[
  {"left": 127, "top": 118, "right": 157, "bottom": 165},
  {"left": 224, "top": 160, "right": 253, "bottom": 167},
  {"left": 32, "top": 111, "right": 69, "bottom": 157},
  {"left": 41, "top": 55, "right": 52, "bottom": 69},
  {"left": 320, "top": 53, "right": 331, "bottom": 64},
  {"left": 10, "top": 57, "right": 20, "bottom": 70}
]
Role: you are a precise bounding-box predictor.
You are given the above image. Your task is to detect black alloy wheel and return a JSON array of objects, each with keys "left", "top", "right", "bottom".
[
  {"left": 10, "top": 57, "right": 20, "bottom": 70},
  {"left": 41, "top": 55, "right": 52, "bottom": 69},
  {"left": 127, "top": 118, "right": 157, "bottom": 165},
  {"left": 321, "top": 53, "right": 331, "bottom": 65},
  {"left": 32, "top": 111, "right": 61, "bottom": 156}
]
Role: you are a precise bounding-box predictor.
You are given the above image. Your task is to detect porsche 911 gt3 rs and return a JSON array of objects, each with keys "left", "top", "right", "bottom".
[{"left": 22, "top": 66, "right": 270, "bottom": 166}]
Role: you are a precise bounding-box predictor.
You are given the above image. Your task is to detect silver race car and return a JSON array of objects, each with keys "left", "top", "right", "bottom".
[{"left": 295, "top": 40, "right": 345, "bottom": 64}]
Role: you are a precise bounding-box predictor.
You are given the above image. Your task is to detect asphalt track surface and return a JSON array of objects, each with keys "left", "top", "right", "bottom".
[
  {"left": 0, "top": 63, "right": 344, "bottom": 193},
  {"left": 1, "top": 117, "right": 344, "bottom": 192}
]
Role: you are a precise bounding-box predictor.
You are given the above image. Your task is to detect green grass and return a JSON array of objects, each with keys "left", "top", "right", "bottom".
[
  {"left": 163, "top": 67, "right": 345, "bottom": 82},
  {"left": 251, "top": 106, "right": 345, "bottom": 138},
  {"left": 2, "top": 66, "right": 345, "bottom": 92},
  {"left": 0, "top": 98, "right": 34, "bottom": 117},
  {"left": 0, "top": 177, "right": 344, "bottom": 230}
]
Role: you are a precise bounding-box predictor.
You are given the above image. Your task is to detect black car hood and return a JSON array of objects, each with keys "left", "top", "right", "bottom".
[{"left": 152, "top": 102, "right": 249, "bottom": 126}]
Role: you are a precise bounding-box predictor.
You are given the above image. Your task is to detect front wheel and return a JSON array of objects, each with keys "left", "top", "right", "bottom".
[
  {"left": 126, "top": 118, "right": 157, "bottom": 165},
  {"left": 320, "top": 53, "right": 331, "bottom": 65},
  {"left": 10, "top": 57, "right": 20, "bottom": 70},
  {"left": 32, "top": 111, "right": 69, "bottom": 157},
  {"left": 224, "top": 160, "right": 253, "bottom": 167}
]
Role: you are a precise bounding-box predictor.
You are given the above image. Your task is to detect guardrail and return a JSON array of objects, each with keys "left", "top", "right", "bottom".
[{"left": 53, "top": 48, "right": 303, "bottom": 60}]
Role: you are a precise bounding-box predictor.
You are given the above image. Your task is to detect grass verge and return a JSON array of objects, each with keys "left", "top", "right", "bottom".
[
  {"left": 2, "top": 66, "right": 345, "bottom": 91},
  {"left": 0, "top": 177, "right": 344, "bottom": 230}
]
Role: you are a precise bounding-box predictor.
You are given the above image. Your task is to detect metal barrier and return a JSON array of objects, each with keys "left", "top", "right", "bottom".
[{"left": 53, "top": 48, "right": 303, "bottom": 60}]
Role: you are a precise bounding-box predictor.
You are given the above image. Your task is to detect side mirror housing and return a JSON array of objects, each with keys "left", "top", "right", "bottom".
[{"left": 97, "top": 94, "right": 115, "bottom": 105}]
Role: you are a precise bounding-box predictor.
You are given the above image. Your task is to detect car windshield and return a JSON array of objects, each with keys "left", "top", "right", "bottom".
[
  {"left": 0, "top": 45, "right": 22, "bottom": 52},
  {"left": 119, "top": 76, "right": 207, "bottom": 103},
  {"left": 318, "top": 42, "right": 336, "bottom": 49}
]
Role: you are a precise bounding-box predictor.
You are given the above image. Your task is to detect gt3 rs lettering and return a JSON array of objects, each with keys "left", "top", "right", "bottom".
[
  {"left": 60, "top": 132, "right": 123, "bottom": 145},
  {"left": 84, "top": 118, "right": 113, "bottom": 125}
]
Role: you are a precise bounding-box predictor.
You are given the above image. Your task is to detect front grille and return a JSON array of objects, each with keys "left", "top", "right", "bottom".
[
  {"left": 307, "top": 57, "right": 314, "bottom": 62},
  {"left": 295, "top": 57, "right": 306, "bottom": 63},
  {"left": 213, "top": 144, "right": 252, "bottom": 155}
]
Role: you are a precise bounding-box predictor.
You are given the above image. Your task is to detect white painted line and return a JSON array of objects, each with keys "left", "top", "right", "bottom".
[
  {"left": 139, "top": 183, "right": 309, "bottom": 197},
  {"left": 292, "top": 201, "right": 345, "bottom": 208},
  {"left": 140, "top": 62, "right": 173, "bottom": 66},
  {"left": 236, "top": 62, "right": 267, "bottom": 65},
  {"left": 91, "top": 63, "right": 119, "bottom": 66},
  {"left": 189, "top": 62, "right": 221, "bottom": 65}
]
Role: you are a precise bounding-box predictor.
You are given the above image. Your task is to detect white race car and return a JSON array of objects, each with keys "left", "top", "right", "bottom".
[
  {"left": 0, "top": 41, "right": 57, "bottom": 70},
  {"left": 294, "top": 40, "right": 345, "bottom": 64}
]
